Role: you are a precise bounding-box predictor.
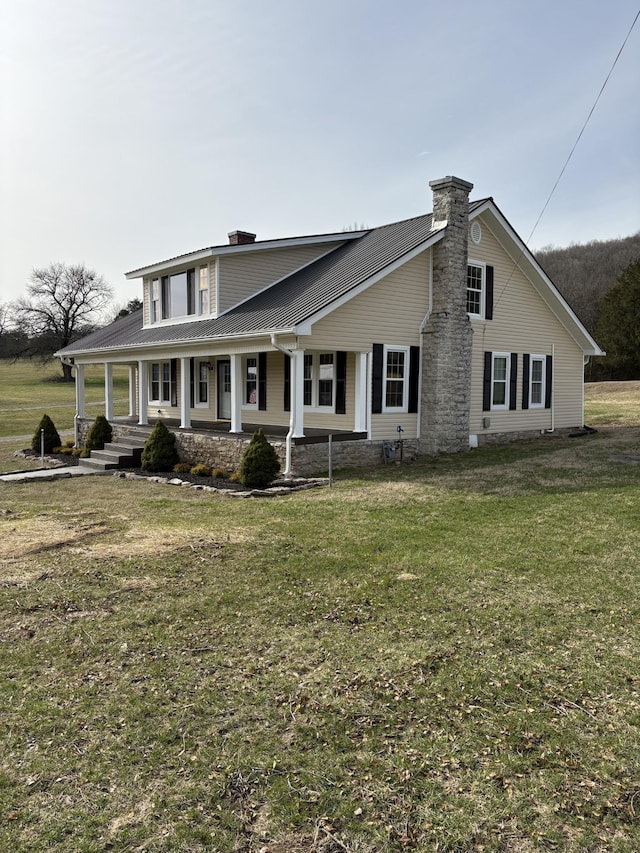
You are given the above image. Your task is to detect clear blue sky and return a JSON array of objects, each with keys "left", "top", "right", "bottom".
[{"left": 1, "top": 0, "right": 638, "bottom": 311}]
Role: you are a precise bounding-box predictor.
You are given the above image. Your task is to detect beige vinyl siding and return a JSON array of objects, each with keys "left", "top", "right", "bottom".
[
  {"left": 301, "top": 251, "right": 430, "bottom": 440},
  {"left": 469, "top": 218, "right": 585, "bottom": 432},
  {"left": 142, "top": 279, "right": 150, "bottom": 326},
  {"left": 218, "top": 242, "right": 345, "bottom": 313}
]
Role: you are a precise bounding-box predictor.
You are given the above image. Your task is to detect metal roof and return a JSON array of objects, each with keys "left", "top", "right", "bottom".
[{"left": 58, "top": 210, "right": 452, "bottom": 356}]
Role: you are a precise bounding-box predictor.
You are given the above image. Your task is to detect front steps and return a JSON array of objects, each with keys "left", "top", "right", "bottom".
[{"left": 78, "top": 430, "right": 147, "bottom": 471}]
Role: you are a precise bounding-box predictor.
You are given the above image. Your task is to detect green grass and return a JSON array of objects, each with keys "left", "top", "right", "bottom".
[
  {"left": 0, "top": 358, "right": 129, "bottom": 438},
  {"left": 2, "top": 371, "right": 640, "bottom": 850}
]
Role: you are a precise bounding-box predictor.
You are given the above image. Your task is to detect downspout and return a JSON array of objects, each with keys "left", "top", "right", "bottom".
[{"left": 270, "top": 334, "right": 294, "bottom": 478}]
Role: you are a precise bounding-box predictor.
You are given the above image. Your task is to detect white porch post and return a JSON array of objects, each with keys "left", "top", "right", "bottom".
[
  {"left": 104, "top": 363, "right": 114, "bottom": 421},
  {"left": 138, "top": 360, "right": 149, "bottom": 425},
  {"left": 75, "top": 363, "right": 85, "bottom": 448},
  {"left": 291, "top": 350, "right": 305, "bottom": 438},
  {"left": 75, "top": 364, "right": 86, "bottom": 419},
  {"left": 128, "top": 365, "right": 136, "bottom": 418},
  {"left": 354, "top": 352, "right": 368, "bottom": 432},
  {"left": 230, "top": 353, "right": 242, "bottom": 433},
  {"left": 179, "top": 357, "right": 191, "bottom": 429}
]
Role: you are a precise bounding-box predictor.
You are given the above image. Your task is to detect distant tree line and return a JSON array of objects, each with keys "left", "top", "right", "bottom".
[{"left": 535, "top": 232, "right": 640, "bottom": 380}]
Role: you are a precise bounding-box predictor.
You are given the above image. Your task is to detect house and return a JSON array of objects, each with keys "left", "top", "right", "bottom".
[{"left": 56, "top": 176, "right": 603, "bottom": 476}]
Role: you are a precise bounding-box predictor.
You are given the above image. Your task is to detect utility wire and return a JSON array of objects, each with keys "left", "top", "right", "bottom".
[
  {"left": 494, "top": 8, "right": 639, "bottom": 309},
  {"left": 524, "top": 7, "right": 640, "bottom": 249}
]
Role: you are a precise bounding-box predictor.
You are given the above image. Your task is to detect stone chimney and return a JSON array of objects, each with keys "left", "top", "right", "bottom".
[
  {"left": 419, "top": 176, "right": 473, "bottom": 455},
  {"left": 228, "top": 230, "right": 256, "bottom": 245}
]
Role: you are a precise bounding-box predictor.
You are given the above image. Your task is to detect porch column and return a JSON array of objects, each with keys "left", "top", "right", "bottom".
[
  {"left": 179, "top": 356, "right": 191, "bottom": 429},
  {"left": 354, "top": 352, "right": 368, "bottom": 432},
  {"left": 104, "top": 363, "right": 114, "bottom": 421},
  {"left": 138, "top": 360, "right": 149, "bottom": 425},
  {"left": 291, "top": 350, "right": 305, "bottom": 438},
  {"left": 230, "top": 353, "right": 242, "bottom": 433},
  {"left": 128, "top": 365, "right": 137, "bottom": 417},
  {"left": 75, "top": 364, "right": 86, "bottom": 419}
]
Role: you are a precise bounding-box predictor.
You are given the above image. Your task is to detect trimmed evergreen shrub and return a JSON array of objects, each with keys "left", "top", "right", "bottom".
[
  {"left": 31, "top": 414, "right": 61, "bottom": 454},
  {"left": 81, "top": 414, "right": 113, "bottom": 458},
  {"left": 238, "top": 428, "right": 281, "bottom": 488},
  {"left": 141, "top": 421, "right": 179, "bottom": 472}
]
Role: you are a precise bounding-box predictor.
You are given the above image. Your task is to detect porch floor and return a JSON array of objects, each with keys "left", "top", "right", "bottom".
[{"left": 109, "top": 417, "right": 367, "bottom": 445}]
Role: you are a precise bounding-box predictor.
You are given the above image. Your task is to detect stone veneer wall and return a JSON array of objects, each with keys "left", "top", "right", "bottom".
[
  {"left": 420, "top": 176, "right": 474, "bottom": 456},
  {"left": 78, "top": 419, "right": 416, "bottom": 477}
]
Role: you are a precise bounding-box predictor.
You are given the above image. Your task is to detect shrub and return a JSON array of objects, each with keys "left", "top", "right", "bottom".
[
  {"left": 191, "top": 464, "right": 212, "bottom": 477},
  {"left": 71, "top": 448, "right": 83, "bottom": 458},
  {"left": 173, "top": 462, "right": 193, "bottom": 474},
  {"left": 238, "top": 428, "right": 281, "bottom": 488},
  {"left": 141, "top": 421, "right": 179, "bottom": 472},
  {"left": 212, "top": 468, "right": 227, "bottom": 480},
  {"left": 31, "top": 414, "right": 61, "bottom": 454},
  {"left": 229, "top": 470, "right": 241, "bottom": 483},
  {"left": 64, "top": 440, "right": 75, "bottom": 448},
  {"left": 53, "top": 446, "right": 73, "bottom": 456},
  {"left": 81, "top": 415, "right": 113, "bottom": 458}
]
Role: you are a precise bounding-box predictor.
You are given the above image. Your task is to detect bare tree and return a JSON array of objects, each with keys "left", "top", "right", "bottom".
[{"left": 12, "top": 263, "right": 113, "bottom": 381}]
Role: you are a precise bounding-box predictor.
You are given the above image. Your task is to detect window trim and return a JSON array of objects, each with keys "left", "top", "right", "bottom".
[
  {"left": 242, "top": 356, "right": 258, "bottom": 409},
  {"left": 490, "top": 352, "right": 510, "bottom": 411},
  {"left": 466, "top": 260, "right": 486, "bottom": 319},
  {"left": 148, "top": 266, "right": 211, "bottom": 325},
  {"left": 529, "top": 354, "right": 546, "bottom": 409},
  {"left": 194, "top": 359, "right": 210, "bottom": 408},
  {"left": 149, "top": 360, "right": 172, "bottom": 404},
  {"left": 382, "top": 345, "right": 410, "bottom": 413},
  {"left": 303, "top": 351, "right": 336, "bottom": 410}
]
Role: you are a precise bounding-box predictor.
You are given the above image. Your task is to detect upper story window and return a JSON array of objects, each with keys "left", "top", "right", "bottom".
[
  {"left": 466, "top": 263, "right": 484, "bottom": 317},
  {"left": 466, "top": 262, "right": 493, "bottom": 320},
  {"left": 148, "top": 266, "right": 212, "bottom": 323}
]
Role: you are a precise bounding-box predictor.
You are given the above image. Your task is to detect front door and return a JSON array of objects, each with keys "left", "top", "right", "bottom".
[{"left": 217, "top": 360, "right": 231, "bottom": 419}]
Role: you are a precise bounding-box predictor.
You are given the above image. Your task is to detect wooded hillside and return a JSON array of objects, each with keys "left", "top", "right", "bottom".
[{"left": 535, "top": 232, "right": 640, "bottom": 334}]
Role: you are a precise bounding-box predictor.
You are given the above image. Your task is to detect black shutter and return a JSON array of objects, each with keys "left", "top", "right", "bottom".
[
  {"left": 509, "top": 353, "right": 518, "bottom": 410},
  {"left": 408, "top": 345, "right": 420, "bottom": 413},
  {"left": 372, "top": 344, "right": 384, "bottom": 414},
  {"left": 170, "top": 358, "right": 177, "bottom": 407},
  {"left": 189, "top": 358, "right": 195, "bottom": 408},
  {"left": 283, "top": 354, "right": 291, "bottom": 412},
  {"left": 482, "top": 351, "right": 492, "bottom": 411},
  {"left": 485, "top": 265, "right": 494, "bottom": 320},
  {"left": 522, "top": 353, "right": 530, "bottom": 410},
  {"left": 258, "top": 352, "right": 267, "bottom": 411},
  {"left": 545, "top": 355, "right": 553, "bottom": 409},
  {"left": 335, "top": 351, "right": 346, "bottom": 415}
]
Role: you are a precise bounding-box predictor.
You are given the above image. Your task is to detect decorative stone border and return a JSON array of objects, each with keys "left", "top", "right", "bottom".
[{"left": 112, "top": 471, "right": 329, "bottom": 497}]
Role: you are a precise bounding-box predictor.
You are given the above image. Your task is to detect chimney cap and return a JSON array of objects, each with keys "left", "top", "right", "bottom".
[
  {"left": 429, "top": 176, "right": 474, "bottom": 193},
  {"left": 228, "top": 230, "right": 257, "bottom": 245}
]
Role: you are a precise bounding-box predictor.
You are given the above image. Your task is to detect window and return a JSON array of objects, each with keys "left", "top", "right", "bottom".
[
  {"left": 530, "top": 356, "right": 545, "bottom": 407},
  {"left": 467, "top": 263, "right": 484, "bottom": 316},
  {"left": 199, "top": 267, "right": 209, "bottom": 314},
  {"left": 150, "top": 361, "right": 172, "bottom": 403},
  {"left": 491, "top": 354, "right": 509, "bottom": 409},
  {"left": 303, "top": 353, "right": 335, "bottom": 408},
  {"left": 196, "top": 361, "right": 209, "bottom": 405},
  {"left": 244, "top": 357, "right": 258, "bottom": 406},
  {"left": 151, "top": 279, "right": 160, "bottom": 323},
  {"left": 383, "top": 346, "right": 409, "bottom": 411}
]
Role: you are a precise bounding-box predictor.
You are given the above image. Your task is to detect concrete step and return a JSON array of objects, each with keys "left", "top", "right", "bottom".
[
  {"left": 103, "top": 441, "right": 144, "bottom": 461},
  {"left": 77, "top": 457, "right": 118, "bottom": 471}
]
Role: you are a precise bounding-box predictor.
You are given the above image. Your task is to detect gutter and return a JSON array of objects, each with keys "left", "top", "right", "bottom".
[{"left": 269, "top": 334, "right": 295, "bottom": 478}]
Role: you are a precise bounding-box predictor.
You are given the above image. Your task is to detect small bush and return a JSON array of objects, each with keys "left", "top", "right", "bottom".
[
  {"left": 212, "top": 468, "right": 227, "bottom": 480},
  {"left": 53, "top": 446, "right": 73, "bottom": 456},
  {"left": 229, "top": 470, "right": 241, "bottom": 483},
  {"left": 173, "top": 462, "right": 193, "bottom": 474},
  {"left": 81, "top": 415, "right": 113, "bottom": 458},
  {"left": 239, "top": 429, "right": 281, "bottom": 488},
  {"left": 141, "top": 421, "right": 179, "bottom": 472},
  {"left": 191, "top": 464, "right": 212, "bottom": 477},
  {"left": 71, "top": 448, "right": 83, "bottom": 458},
  {"left": 31, "top": 414, "right": 61, "bottom": 454},
  {"left": 64, "top": 440, "right": 75, "bottom": 448}
]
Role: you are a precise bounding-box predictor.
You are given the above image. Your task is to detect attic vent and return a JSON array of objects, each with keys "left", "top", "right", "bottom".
[{"left": 470, "top": 221, "right": 482, "bottom": 244}]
